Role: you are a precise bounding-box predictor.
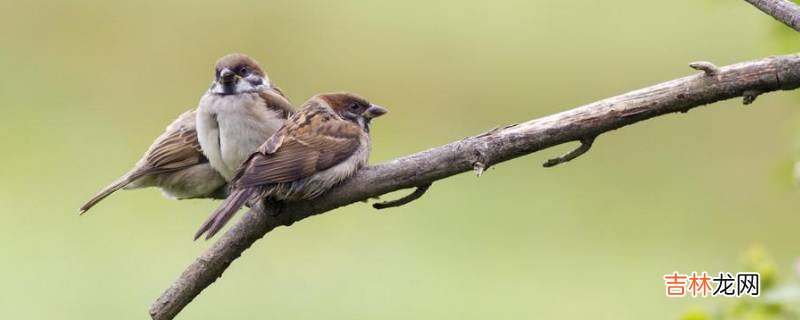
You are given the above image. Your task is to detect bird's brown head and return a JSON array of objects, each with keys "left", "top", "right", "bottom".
[
  {"left": 317, "top": 92, "right": 388, "bottom": 132},
  {"left": 210, "top": 53, "right": 272, "bottom": 95}
]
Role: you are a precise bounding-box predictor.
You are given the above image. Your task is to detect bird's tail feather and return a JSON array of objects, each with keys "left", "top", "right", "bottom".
[
  {"left": 194, "top": 188, "right": 256, "bottom": 240},
  {"left": 79, "top": 171, "right": 147, "bottom": 214}
]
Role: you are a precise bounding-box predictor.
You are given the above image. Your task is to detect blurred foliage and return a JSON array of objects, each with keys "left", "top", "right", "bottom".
[
  {"left": 683, "top": 3, "right": 800, "bottom": 319},
  {"left": 680, "top": 246, "right": 800, "bottom": 320}
]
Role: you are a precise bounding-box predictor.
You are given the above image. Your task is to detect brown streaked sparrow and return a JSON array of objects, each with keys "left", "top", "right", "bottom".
[
  {"left": 79, "top": 54, "right": 292, "bottom": 214},
  {"left": 79, "top": 109, "right": 226, "bottom": 214},
  {"left": 196, "top": 53, "right": 294, "bottom": 182},
  {"left": 194, "top": 92, "right": 388, "bottom": 240}
]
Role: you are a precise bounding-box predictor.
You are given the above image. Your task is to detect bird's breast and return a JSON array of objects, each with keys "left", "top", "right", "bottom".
[{"left": 197, "top": 93, "right": 285, "bottom": 180}]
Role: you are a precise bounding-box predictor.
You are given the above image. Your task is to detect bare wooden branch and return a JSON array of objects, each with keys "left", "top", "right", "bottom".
[
  {"left": 373, "top": 183, "right": 432, "bottom": 209},
  {"left": 149, "top": 53, "right": 800, "bottom": 320},
  {"left": 744, "top": 0, "right": 800, "bottom": 32}
]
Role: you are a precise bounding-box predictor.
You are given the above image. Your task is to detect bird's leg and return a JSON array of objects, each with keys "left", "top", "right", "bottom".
[
  {"left": 264, "top": 199, "right": 295, "bottom": 227},
  {"left": 267, "top": 200, "right": 285, "bottom": 217}
]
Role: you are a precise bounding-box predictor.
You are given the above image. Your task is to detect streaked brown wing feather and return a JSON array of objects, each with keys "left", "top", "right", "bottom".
[
  {"left": 258, "top": 90, "right": 294, "bottom": 119},
  {"left": 234, "top": 115, "right": 362, "bottom": 188},
  {"left": 142, "top": 110, "right": 205, "bottom": 171},
  {"left": 80, "top": 109, "right": 205, "bottom": 214}
]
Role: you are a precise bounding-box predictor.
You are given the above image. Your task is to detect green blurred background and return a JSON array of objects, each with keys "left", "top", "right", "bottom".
[{"left": 1, "top": 0, "right": 799, "bottom": 319}]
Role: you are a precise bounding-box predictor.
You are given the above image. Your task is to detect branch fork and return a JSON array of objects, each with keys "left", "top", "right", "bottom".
[
  {"left": 690, "top": 61, "right": 720, "bottom": 76},
  {"left": 543, "top": 137, "right": 596, "bottom": 168},
  {"left": 373, "top": 184, "right": 432, "bottom": 209}
]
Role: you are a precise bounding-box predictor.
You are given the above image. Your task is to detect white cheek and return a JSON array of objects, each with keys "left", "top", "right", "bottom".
[
  {"left": 246, "top": 75, "right": 270, "bottom": 91},
  {"left": 356, "top": 117, "right": 366, "bottom": 129},
  {"left": 208, "top": 76, "right": 268, "bottom": 94},
  {"left": 209, "top": 81, "right": 220, "bottom": 94},
  {"left": 235, "top": 81, "right": 254, "bottom": 92}
]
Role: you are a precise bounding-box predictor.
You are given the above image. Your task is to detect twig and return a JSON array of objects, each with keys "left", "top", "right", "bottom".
[
  {"left": 543, "top": 137, "right": 595, "bottom": 168},
  {"left": 690, "top": 61, "right": 720, "bottom": 76},
  {"left": 744, "top": 0, "right": 800, "bottom": 32},
  {"left": 743, "top": 90, "right": 762, "bottom": 105},
  {"left": 473, "top": 162, "right": 486, "bottom": 176},
  {"left": 373, "top": 184, "right": 432, "bottom": 209},
  {"left": 149, "top": 54, "right": 800, "bottom": 320}
]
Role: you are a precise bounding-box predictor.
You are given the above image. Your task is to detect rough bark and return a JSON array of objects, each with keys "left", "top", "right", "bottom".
[
  {"left": 745, "top": 0, "right": 800, "bottom": 32},
  {"left": 149, "top": 53, "right": 800, "bottom": 320}
]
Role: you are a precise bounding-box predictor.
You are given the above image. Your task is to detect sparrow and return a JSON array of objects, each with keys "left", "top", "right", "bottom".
[
  {"left": 196, "top": 53, "right": 294, "bottom": 182},
  {"left": 79, "top": 54, "right": 291, "bottom": 214},
  {"left": 79, "top": 109, "right": 226, "bottom": 214},
  {"left": 193, "top": 92, "right": 388, "bottom": 240}
]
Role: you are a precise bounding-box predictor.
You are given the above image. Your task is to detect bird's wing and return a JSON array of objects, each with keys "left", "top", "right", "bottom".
[
  {"left": 233, "top": 111, "right": 363, "bottom": 188},
  {"left": 80, "top": 109, "right": 205, "bottom": 214},
  {"left": 141, "top": 109, "right": 206, "bottom": 171},
  {"left": 258, "top": 90, "right": 294, "bottom": 120}
]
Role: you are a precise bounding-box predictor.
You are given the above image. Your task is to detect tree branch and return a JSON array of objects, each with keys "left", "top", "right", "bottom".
[
  {"left": 148, "top": 53, "right": 800, "bottom": 320},
  {"left": 744, "top": 0, "right": 800, "bottom": 32}
]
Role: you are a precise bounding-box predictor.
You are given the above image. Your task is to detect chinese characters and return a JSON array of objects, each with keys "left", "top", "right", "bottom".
[{"left": 664, "top": 272, "right": 759, "bottom": 297}]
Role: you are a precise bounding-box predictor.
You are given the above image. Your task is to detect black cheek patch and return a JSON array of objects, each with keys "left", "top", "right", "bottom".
[
  {"left": 248, "top": 78, "right": 263, "bottom": 87},
  {"left": 222, "top": 83, "right": 236, "bottom": 95}
]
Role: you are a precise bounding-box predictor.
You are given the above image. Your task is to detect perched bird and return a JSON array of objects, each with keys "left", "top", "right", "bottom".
[
  {"left": 194, "top": 92, "right": 388, "bottom": 240},
  {"left": 79, "top": 53, "right": 291, "bottom": 214},
  {"left": 79, "top": 109, "right": 226, "bottom": 214},
  {"left": 196, "top": 53, "right": 294, "bottom": 181}
]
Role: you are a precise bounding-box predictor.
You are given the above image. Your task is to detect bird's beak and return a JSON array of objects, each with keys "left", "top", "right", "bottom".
[
  {"left": 365, "top": 104, "right": 388, "bottom": 118},
  {"left": 219, "top": 68, "right": 237, "bottom": 84}
]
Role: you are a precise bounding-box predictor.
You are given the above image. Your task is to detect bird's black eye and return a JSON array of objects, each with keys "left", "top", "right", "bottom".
[
  {"left": 239, "top": 66, "right": 249, "bottom": 76},
  {"left": 348, "top": 103, "right": 360, "bottom": 112}
]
